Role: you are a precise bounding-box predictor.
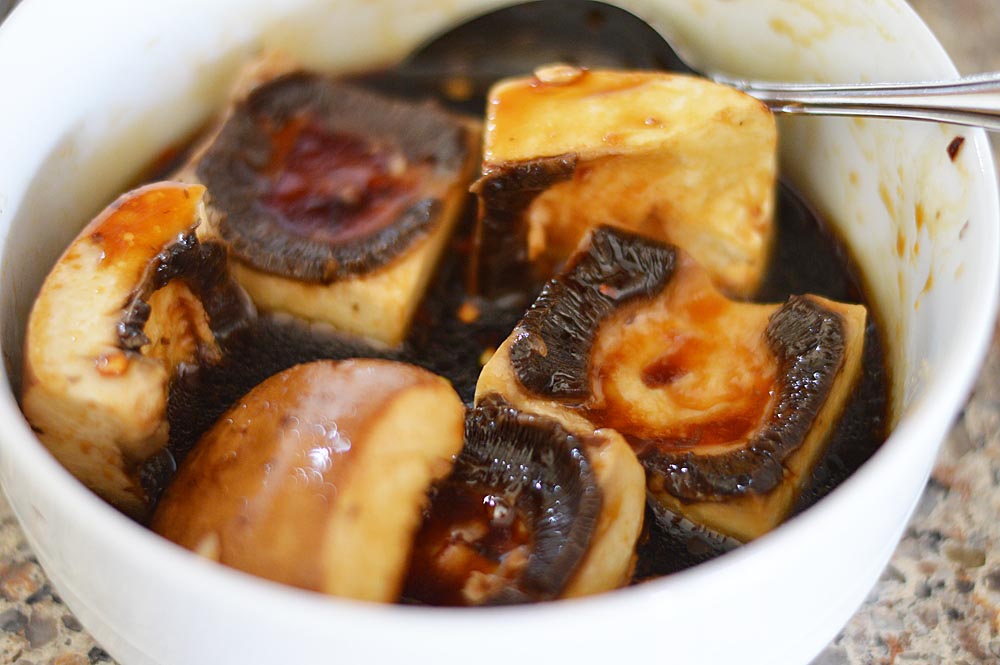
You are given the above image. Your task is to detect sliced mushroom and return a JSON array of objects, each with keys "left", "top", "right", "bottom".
[
  {"left": 562, "top": 416, "right": 646, "bottom": 598},
  {"left": 471, "top": 66, "right": 776, "bottom": 298},
  {"left": 21, "top": 182, "right": 254, "bottom": 518},
  {"left": 476, "top": 226, "right": 867, "bottom": 541},
  {"left": 151, "top": 359, "right": 465, "bottom": 602},
  {"left": 180, "top": 64, "right": 480, "bottom": 347},
  {"left": 403, "top": 394, "right": 644, "bottom": 605}
]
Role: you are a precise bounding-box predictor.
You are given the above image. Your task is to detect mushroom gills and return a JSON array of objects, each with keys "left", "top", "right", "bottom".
[
  {"left": 151, "top": 359, "right": 465, "bottom": 602},
  {"left": 477, "top": 225, "right": 867, "bottom": 542},
  {"left": 471, "top": 66, "right": 776, "bottom": 298},
  {"left": 403, "top": 394, "right": 644, "bottom": 605},
  {"left": 20, "top": 182, "right": 254, "bottom": 519},
  {"left": 181, "top": 63, "right": 480, "bottom": 347},
  {"left": 632, "top": 501, "right": 742, "bottom": 581}
]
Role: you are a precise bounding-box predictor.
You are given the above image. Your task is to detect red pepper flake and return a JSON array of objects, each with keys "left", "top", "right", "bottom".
[{"left": 598, "top": 283, "right": 621, "bottom": 298}]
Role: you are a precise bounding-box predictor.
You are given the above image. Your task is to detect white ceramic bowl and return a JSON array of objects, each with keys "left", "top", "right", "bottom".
[{"left": 0, "top": 1, "right": 996, "bottom": 664}]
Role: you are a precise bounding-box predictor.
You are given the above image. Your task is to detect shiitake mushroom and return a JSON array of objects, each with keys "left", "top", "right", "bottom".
[
  {"left": 152, "top": 359, "right": 465, "bottom": 602},
  {"left": 20, "top": 182, "right": 254, "bottom": 518},
  {"left": 403, "top": 394, "right": 644, "bottom": 605},
  {"left": 477, "top": 225, "right": 867, "bottom": 542},
  {"left": 508, "top": 224, "right": 676, "bottom": 400},
  {"left": 471, "top": 66, "right": 776, "bottom": 298},
  {"left": 183, "top": 65, "right": 480, "bottom": 347}
]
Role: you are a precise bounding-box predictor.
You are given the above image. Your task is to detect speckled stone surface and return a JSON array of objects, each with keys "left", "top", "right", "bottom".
[
  {"left": 0, "top": 1, "right": 998, "bottom": 664},
  {"left": 810, "top": 2, "right": 1000, "bottom": 663},
  {"left": 813, "top": 319, "right": 1000, "bottom": 665}
]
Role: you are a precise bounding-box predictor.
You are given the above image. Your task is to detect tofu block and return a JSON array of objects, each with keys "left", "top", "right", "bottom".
[{"left": 472, "top": 66, "right": 776, "bottom": 298}]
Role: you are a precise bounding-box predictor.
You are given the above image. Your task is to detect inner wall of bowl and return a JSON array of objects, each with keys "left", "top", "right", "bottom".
[{"left": 640, "top": 0, "right": 995, "bottom": 418}]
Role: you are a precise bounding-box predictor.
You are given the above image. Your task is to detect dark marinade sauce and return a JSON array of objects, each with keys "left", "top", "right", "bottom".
[{"left": 154, "top": 0, "right": 890, "bottom": 584}]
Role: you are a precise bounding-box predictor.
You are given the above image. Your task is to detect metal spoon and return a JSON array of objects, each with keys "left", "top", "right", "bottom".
[
  {"left": 719, "top": 73, "right": 1000, "bottom": 131},
  {"left": 355, "top": 0, "right": 1000, "bottom": 131}
]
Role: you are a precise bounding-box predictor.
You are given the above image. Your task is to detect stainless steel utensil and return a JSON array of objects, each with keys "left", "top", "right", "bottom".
[{"left": 381, "top": 0, "right": 1000, "bottom": 131}]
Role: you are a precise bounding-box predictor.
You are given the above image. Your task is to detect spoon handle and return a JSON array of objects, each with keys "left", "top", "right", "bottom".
[{"left": 717, "top": 72, "right": 1000, "bottom": 131}]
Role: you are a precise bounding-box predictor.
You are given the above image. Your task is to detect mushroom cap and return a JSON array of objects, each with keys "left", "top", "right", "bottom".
[
  {"left": 152, "top": 359, "right": 465, "bottom": 603},
  {"left": 197, "top": 72, "right": 474, "bottom": 283},
  {"left": 403, "top": 396, "right": 612, "bottom": 605}
]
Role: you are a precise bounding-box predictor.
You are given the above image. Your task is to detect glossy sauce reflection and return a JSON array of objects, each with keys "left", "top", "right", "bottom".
[
  {"left": 153, "top": 361, "right": 432, "bottom": 591},
  {"left": 86, "top": 183, "right": 203, "bottom": 266},
  {"left": 403, "top": 480, "right": 532, "bottom": 606}
]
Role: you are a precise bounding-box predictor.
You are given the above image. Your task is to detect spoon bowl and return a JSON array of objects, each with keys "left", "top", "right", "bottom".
[
  {"left": 355, "top": 0, "right": 692, "bottom": 114},
  {"left": 374, "top": 0, "right": 1000, "bottom": 130}
]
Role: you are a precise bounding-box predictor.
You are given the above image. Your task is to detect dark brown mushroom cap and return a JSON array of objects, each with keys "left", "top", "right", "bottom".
[
  {"left": 119, "top": 234, "right": 253, "bottom": 356},
  {"left": 509, "top": 225, "right": 676, "bottom": 401},
  {"left": 117, "top": 232, "right": 255, "bottom": 505},
  {"left": 641, "top": 296, "right": 846, "bottom": 500},
  {"left": 196, "top": 72, "right": 473, "bottom": 282},
  {"left": 404, "top": 395, "right": 601, "bottom": 605},
  {"left": 470, "top": 155, "right": 577, "bottom": 295}
]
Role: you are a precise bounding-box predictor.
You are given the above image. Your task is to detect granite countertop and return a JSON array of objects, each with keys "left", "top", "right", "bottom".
[{"left": 1, "top": 1, "right": 999, "bottom": 664}]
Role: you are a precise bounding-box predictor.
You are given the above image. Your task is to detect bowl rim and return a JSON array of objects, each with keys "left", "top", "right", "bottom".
[{"left": 0, "top": 0, "right": 997, "bottom": 640}]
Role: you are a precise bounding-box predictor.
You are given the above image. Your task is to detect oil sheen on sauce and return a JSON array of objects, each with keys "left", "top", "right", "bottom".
[{"left": 155, "top": 0, "right": 889, "bottom": 589}]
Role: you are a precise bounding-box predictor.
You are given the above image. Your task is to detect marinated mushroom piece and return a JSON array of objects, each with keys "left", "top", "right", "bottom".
[
  {"left": 472, "top": 65, "right": 776, "bottom": 298},
  {"left": 476, "top": 226, "right": 867, "bottom": 542},
  {"left": 152, "top": 359, "right": 465, "bottom": 602},
  {"left": 559, "top": 420, "right": 646, "bottom": 598},
  {"left": 185, "top": 69, "right": 480, "bottom": 346},
  {"left": 403, "top": 395, "right": 644, "bottom": 605},
  {"left": 20, "top": 182, "right": 254, "bottom": 519}
]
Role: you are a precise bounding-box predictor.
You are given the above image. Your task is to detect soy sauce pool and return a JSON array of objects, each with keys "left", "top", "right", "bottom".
[{"left": 156, "top": 0, "right": 889, "bottom": 586}]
